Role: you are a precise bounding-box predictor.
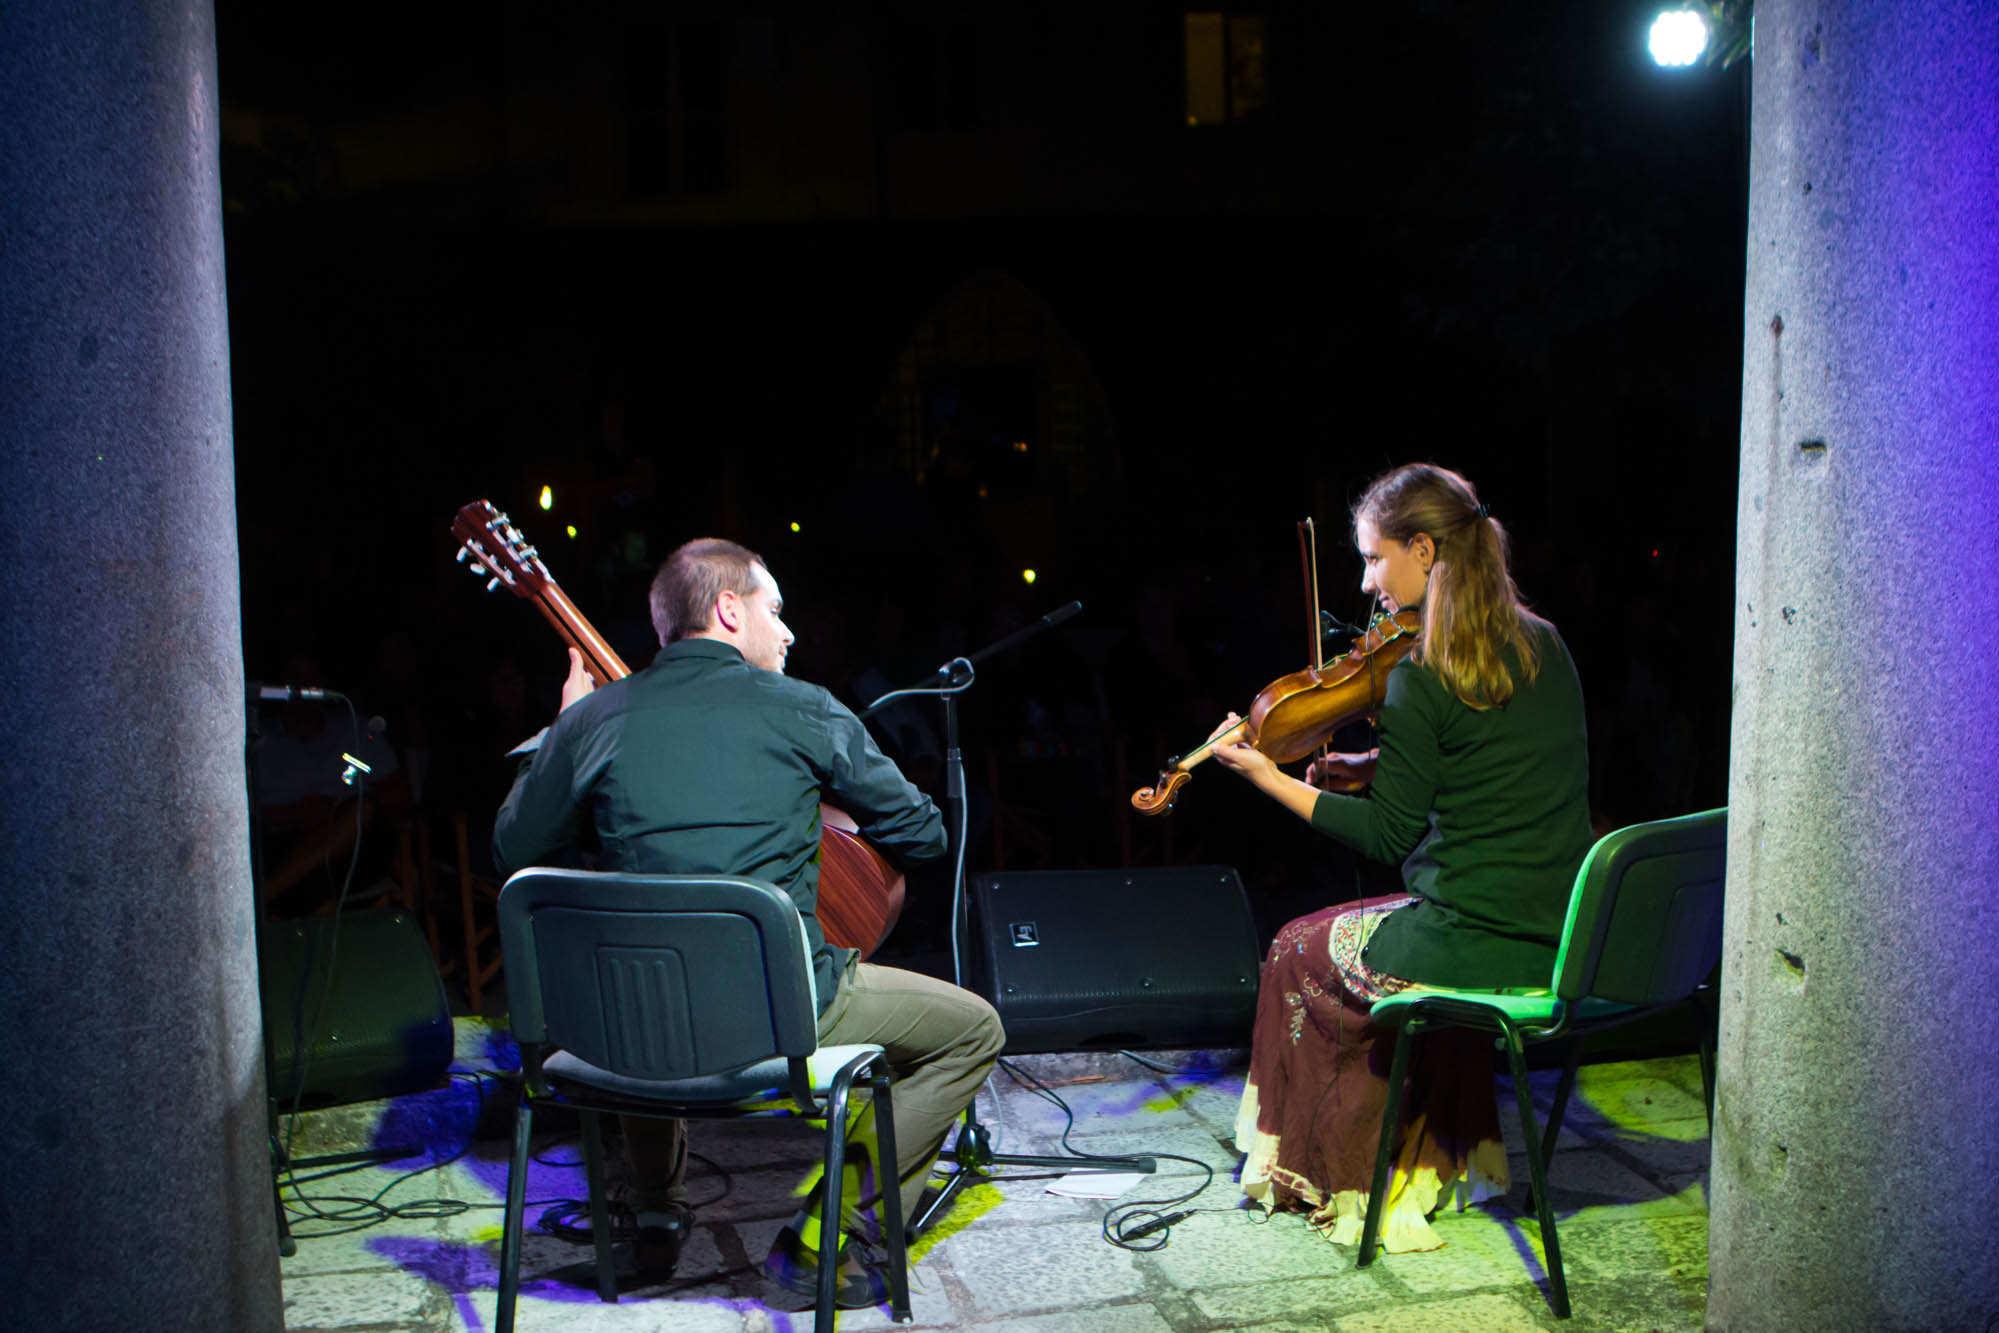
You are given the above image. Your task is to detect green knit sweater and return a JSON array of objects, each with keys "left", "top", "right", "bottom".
[{"left": 1310, "top": 612, "right": 1593, "bottom": 988}]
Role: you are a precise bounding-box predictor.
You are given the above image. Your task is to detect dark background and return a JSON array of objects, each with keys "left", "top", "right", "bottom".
[{"left": 220, "top": 1, "right": 1746, "bottom": 956}]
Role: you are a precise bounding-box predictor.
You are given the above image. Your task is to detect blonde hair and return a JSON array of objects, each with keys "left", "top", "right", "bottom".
[{"left": 1354, "top": 463, "right": 1537, "bottom": 708}]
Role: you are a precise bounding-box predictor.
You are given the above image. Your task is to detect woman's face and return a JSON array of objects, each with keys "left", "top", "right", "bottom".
[{"left": 1356, "top": 517, "right": 1432, "bottom": 614}]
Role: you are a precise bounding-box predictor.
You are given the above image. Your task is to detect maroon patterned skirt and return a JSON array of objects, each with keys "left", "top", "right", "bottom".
[{"left": 1233, "top": 895, "right": 1508, "bottom": 1251}]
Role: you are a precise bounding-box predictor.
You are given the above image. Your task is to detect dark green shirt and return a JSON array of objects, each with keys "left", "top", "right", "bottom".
[
  {"left": 493, "top": 638, "right": 946, "bottom": 1011},
  {"left": 1310, "top": 613, "right": 1593, "bottom": 988}
]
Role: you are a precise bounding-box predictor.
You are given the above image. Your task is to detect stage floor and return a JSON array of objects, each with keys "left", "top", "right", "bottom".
[{"left": 273, "top": 1022, "right": 1709, "bottom": 1331}]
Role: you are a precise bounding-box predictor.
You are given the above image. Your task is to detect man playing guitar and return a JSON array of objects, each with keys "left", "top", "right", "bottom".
[{"left": 491, "top": 535, "right": 1004, "bottom": 1311}]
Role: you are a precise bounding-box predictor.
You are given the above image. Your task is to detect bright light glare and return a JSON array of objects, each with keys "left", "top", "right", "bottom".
[
  {"left": 789, "top": 521, "right": 801, "bottom": 533},
  {"left": 538, "top": 485, "right": 554, "bottom": 510},
  {"left": 1022, "top": 569, "right": 1037, "bottom": 584},
  {"left": 1649, "top": 9, "right": 1709, "bottom": 66},
  {"left": 566, "top": 524, "right": 578, "bottom": 539}
]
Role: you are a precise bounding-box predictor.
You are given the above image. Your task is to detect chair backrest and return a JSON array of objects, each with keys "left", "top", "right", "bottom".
[
  {"left": 497, "top": 867, "right": 820, "bottom": 1081},
  {"left": 1551, "top": 807, "right": 1726, "bottom": 1006}
]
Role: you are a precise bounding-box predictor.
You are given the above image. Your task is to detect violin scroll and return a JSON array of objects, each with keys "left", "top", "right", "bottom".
[{"left": 1131, "top": 769, "right": 1192, "bottom": 815}]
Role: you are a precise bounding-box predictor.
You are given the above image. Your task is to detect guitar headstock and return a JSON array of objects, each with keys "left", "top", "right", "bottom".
[{"left": 452, "top": 500, "right": 551, "bottom": 601}]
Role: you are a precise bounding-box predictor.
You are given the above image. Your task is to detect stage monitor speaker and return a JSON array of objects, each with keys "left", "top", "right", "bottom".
[
  {"left": 970, "top": 865, "right": 1260, "bottom": 1054},
  {"left": 260, "top": 908, "right": 454, "bottom": 1109}
]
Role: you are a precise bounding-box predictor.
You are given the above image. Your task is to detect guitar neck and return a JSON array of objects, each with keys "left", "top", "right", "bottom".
[{"left": 533, "top": 581, "right": 632, "bottom": 683}]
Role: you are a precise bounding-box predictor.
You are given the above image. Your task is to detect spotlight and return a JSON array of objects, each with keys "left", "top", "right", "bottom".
[
  {"left": 1649, "top": 8, "right": 1709, "bottom": 67},
  {"left": 538, "top": 485, "right": 554, "bottom": 510},
  {"left": 1022, "top": 569, "right": 1037, "bottom": 584}
]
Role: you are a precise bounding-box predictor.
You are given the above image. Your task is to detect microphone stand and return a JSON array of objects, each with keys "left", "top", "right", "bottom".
[{"left": 861, "top": 601, "right": 1153, "bottom": 1237}]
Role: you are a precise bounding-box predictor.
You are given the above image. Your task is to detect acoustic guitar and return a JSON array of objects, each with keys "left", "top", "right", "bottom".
[{"left": 449, "top": 499, "right": 906, "bottom": 956}]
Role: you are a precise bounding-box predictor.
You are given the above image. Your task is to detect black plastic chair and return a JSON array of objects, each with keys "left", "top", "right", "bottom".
[
  {"left": 1357, "top": 806, "right": 1726, "bottom": 1318},
  {"left": 493, "top": 867, "right": 912, "bottom": 1333}
]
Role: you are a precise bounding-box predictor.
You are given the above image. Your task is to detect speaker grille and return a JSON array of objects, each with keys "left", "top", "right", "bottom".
[{"left": 972, "top": 866, "right": 1258, "bottom": 1053}]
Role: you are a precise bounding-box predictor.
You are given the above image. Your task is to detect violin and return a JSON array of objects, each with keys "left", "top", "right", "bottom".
[{"left": 1130, "top": 607, "right": 1421, "bottom": 815}]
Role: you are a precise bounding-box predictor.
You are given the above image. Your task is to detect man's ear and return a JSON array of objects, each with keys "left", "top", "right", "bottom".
[{"left": 713, "top": 588, "right": 743, "bottom": 633}]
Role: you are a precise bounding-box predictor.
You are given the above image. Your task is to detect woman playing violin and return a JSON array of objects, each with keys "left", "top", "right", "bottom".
[{"left": 1211, "top": 461, "right": 1593, "bottom": 1253}]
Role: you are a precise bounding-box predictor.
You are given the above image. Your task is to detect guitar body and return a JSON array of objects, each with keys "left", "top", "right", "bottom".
[
  {"left": 452, "top": 499, "right": 906, "bottom": 957},
  {"left": 818, "top": 806, "right": 907, "bottom": 956}
]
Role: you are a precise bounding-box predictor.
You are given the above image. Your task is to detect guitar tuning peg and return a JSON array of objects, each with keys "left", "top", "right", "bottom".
[
  {"left": 486, "top": 576, "right": 501, "bottom": 592},
  {"left": 454, "top": 547, "right": 468, "bottom": 563}
]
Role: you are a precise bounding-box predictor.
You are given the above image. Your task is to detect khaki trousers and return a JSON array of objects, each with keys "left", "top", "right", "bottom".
[{"left": 624, "top": 958, "right": 1005, "bottom": 1234}]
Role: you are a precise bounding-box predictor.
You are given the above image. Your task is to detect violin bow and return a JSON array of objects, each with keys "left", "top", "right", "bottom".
[{"left": 1298, "top": 518, "right": 1331, "bottom": 769}]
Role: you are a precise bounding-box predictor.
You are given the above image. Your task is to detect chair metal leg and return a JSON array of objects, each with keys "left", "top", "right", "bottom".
[
  {"left": 1541, "top": 1036, "right": 1585, "bottom": 1163},
  {"left": 817, "top": 1074, "right": 855, "bottom": 1333},
  {"left": 868, "top": 1067, "right": 912, "bottom": 1323},
  {"left": 497, "top": 1098, "right": 534, "bottom": 1333},
  {"left": 1357, "top": 1018, "right": 1418, "bottom": 1267},
  {"left": 579, "top": 1110, "right": 618, "bottom": 1304},
  {"left": 1502, "top": 1024, "right": 1569, "bottom": 1319}
]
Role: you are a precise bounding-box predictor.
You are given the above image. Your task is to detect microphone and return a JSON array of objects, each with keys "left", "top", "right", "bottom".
[
  {"left": 250, "top": 682, "right": 343, "bottom": 702},
  {"left": 1040, "top": 600, "right": 1083, "bottom": 628},
  {"left": 1320, "top": 610, "right": 1369, "bottom": 641}
]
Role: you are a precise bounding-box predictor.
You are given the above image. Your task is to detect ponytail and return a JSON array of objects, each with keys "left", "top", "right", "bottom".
[{"left": 1353, "top": 464, "right": 1537, "bottom": 709}]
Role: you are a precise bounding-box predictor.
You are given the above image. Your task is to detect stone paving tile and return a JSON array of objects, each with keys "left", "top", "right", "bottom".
[
  {"left": 942, "top": 1218, "right": 1150, "bottom": 1319},
  {"left": 502, "top": 1291, "right": 755, "bottom": 1332},
  {"left": 1371, "top": 1209, "right": 1562, "bottom": 1299},
  {"left": 1559, "top": 1082, "right": 1708, "bottom": 1144},
  {"left": 1329, "top": 1290, "right": 1553, "bottom": 1331},
  {"left": 985, "top": 1064, "right": 1208, "bottom": 1143},
  {"left": 1185, "top": 1270, "right": 1401, "bottom": 1329},
  {"left": 281, "top": 1268, "right": 436, "bottom": 1329},
  {"left": 1586, "top": 1054, "right": 1708, "bottom": 1100},
  {"left": 1545, "top": 1273, "right": 1706, "bottom": 1332},
  {"left": 1143, "top": 1203, "right": 1371, "bottom": 1289},
  {"left": 1539, "top": 1148, "right": 1704, "bottom": 1218},
  {"left": 960, "top": 1303, "right": 1179, "bottom": 1332},
  {"left": 1555, "top": 1212, "right": 1709, "bottom": 1283},
  {"left": 1160, "top": 1070, "right": 1253, "bottom": 1142}
]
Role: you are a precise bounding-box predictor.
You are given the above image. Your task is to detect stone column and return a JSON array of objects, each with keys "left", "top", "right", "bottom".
[
  {"left": 1711, "top": 2, "right": 1999, "bottom": 1328},
  {"left": 0, "top": 2, "right": 283, "bottom": 1328}
]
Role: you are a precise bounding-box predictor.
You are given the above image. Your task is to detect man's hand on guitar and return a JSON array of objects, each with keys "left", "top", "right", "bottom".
[{"left": 560, "top": 647, "right": 597, "bottom": 713}]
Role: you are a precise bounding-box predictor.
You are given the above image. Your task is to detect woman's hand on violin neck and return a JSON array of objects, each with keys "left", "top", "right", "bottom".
[
  {"left": 1210, "top": 714, "right": 1283, "bottom": 786},
  {"left": 1307, "top": 749, "right": 1378, "bottom": 794},
  {"left": 1214, "top": 732, "right": 1322, "bottom": 823},
  {"left": 1206, "top": 712, "right": 1247, "bottom": 746}
]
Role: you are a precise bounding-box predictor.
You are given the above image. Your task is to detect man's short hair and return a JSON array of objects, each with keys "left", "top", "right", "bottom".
[{"left": 650, "top": 538, "right": 765, "bottom": 645}]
